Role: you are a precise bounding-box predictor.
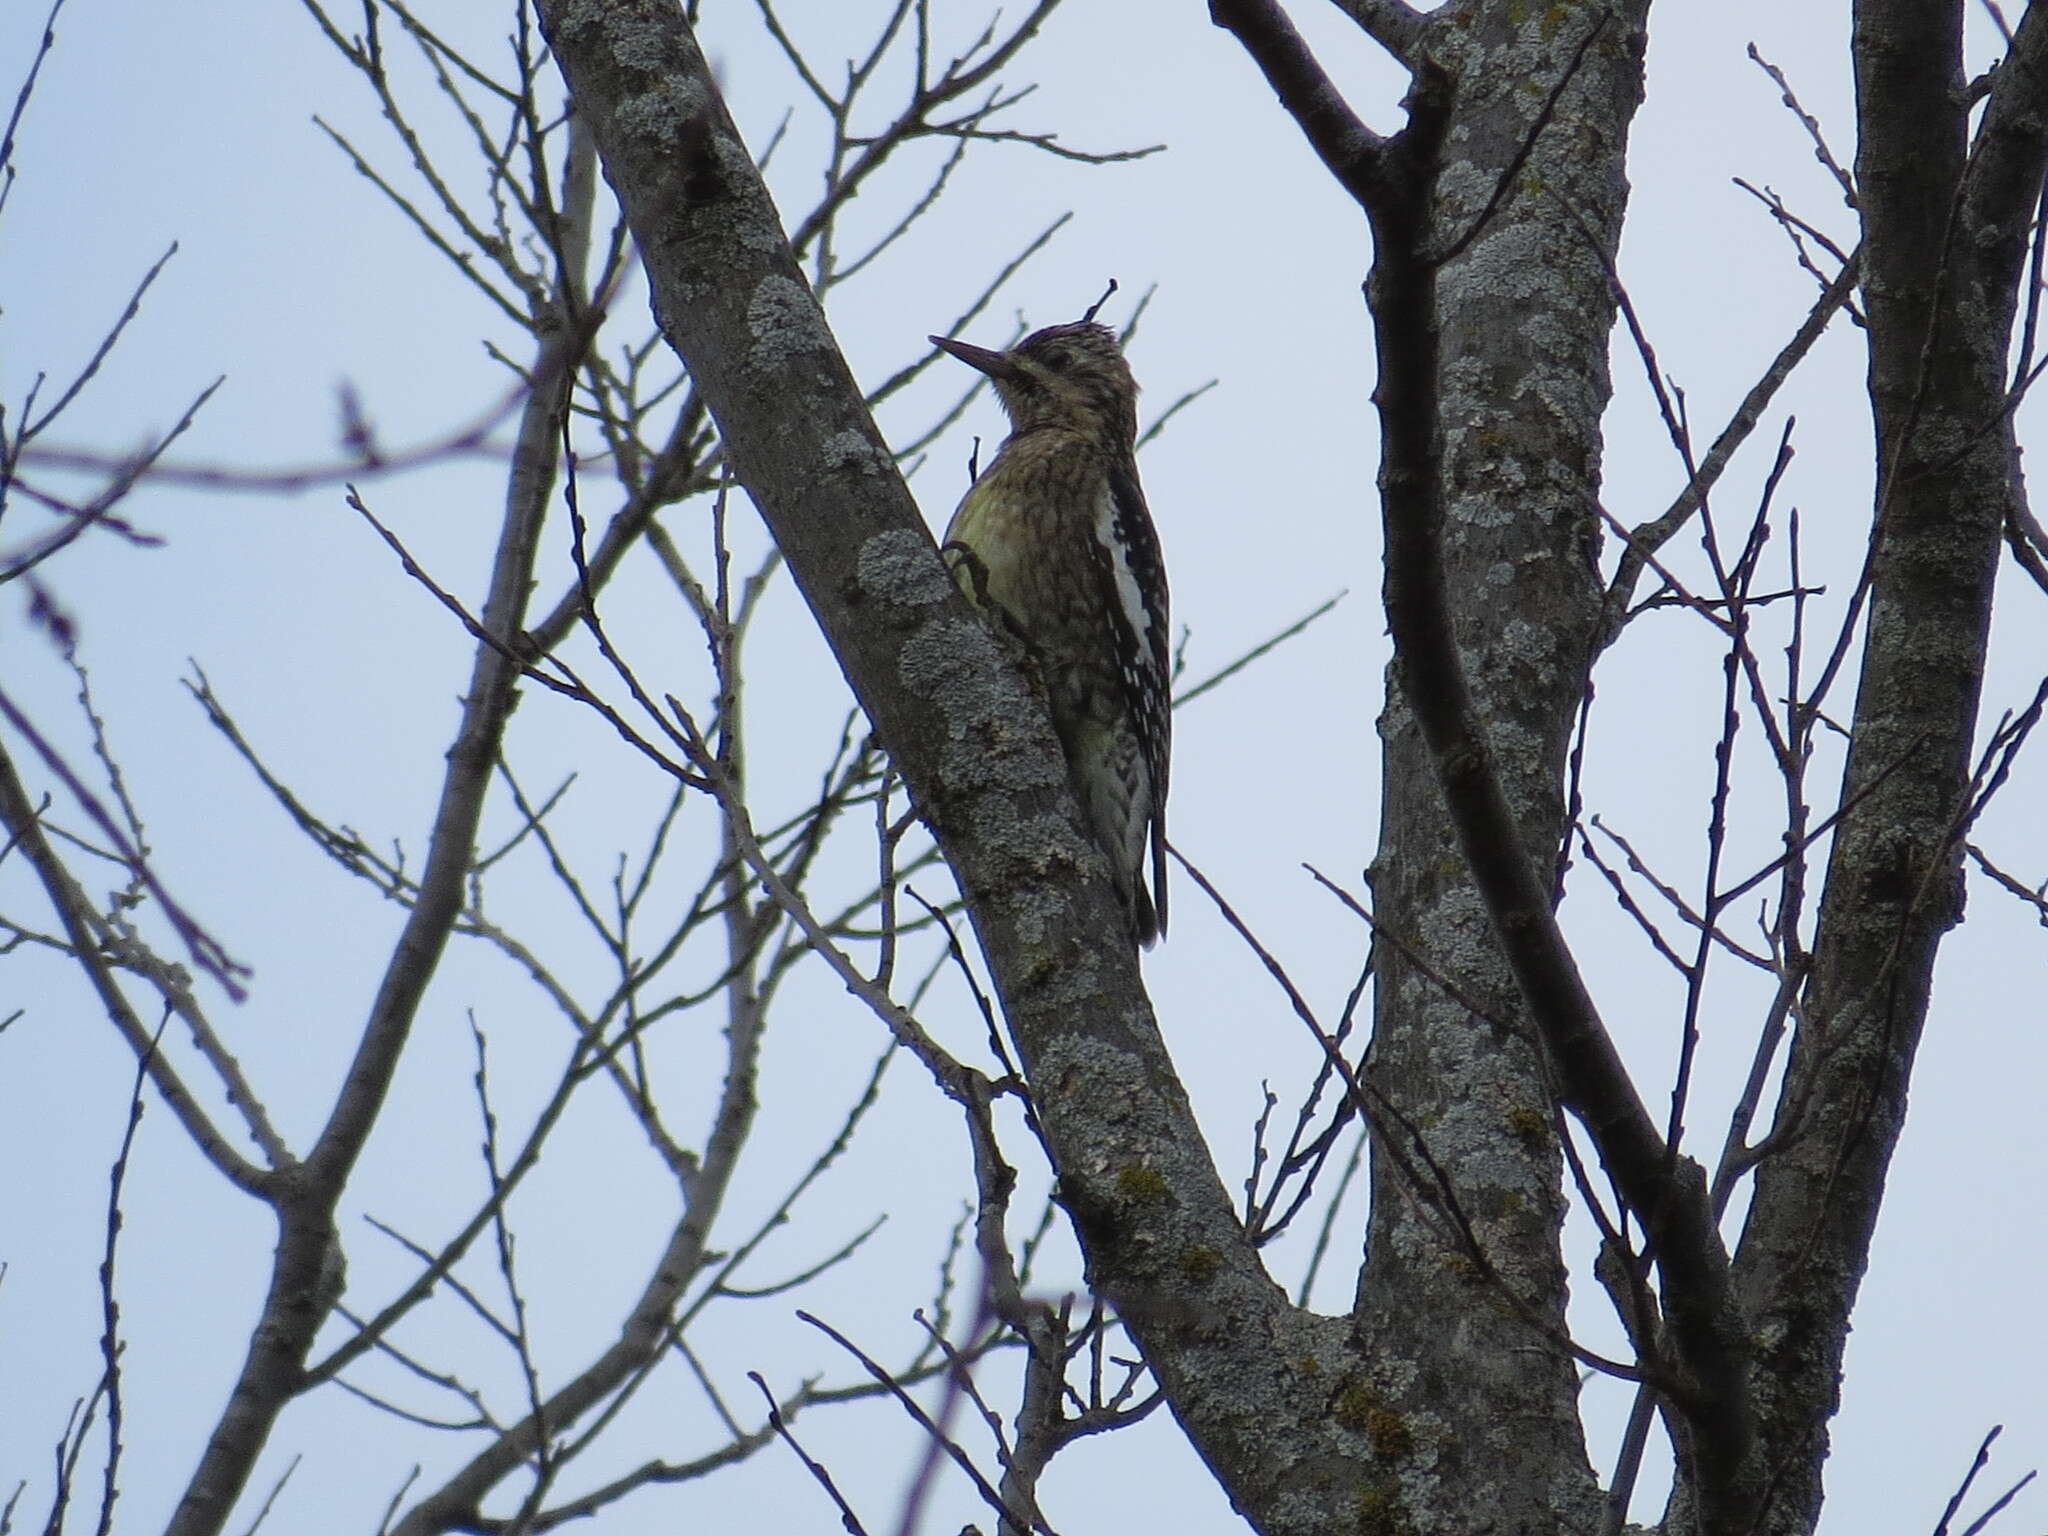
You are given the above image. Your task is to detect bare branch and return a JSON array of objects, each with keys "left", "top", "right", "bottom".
[
  {"left": 1602, "top": 249, "right": 1862, "bottom": 647},
  {"left": 1209, "top": 0, "right": 1388, "bottom": 204},
  {"left": 1326, "top": 0, "right": 1428, "bottom": 68},
  {"left": 1747, "top": 44, "right": 1858, "bottom": 209},
  {"left": 0, "top": 741, "right": 275, "bottom": 1191}
]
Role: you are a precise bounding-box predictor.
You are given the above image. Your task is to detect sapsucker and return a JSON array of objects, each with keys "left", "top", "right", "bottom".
[{"left": 930, "top": 320, "right": 1171, "bottom": 947}]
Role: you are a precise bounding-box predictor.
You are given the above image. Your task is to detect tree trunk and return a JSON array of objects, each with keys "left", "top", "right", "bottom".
[
  {"left": 1727, "top": 6, "right": 2048, "bottom": 1531},
  {"left": 1354, "top": 5, "right": 1649, "bottom": 1529}
]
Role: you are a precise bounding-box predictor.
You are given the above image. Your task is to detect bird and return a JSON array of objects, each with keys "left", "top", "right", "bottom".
[{"left": 929, "top": 318, "right": 1171, "bottom": 948}]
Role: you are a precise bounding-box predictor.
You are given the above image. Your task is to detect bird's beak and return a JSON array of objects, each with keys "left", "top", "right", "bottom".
[{"left": 930, "top": 334, "right": 1026, "bottom": 385}]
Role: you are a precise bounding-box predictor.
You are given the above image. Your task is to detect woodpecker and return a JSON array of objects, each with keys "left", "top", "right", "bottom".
[{"left": 930, "top": 320, "right": 1170, "bottom": 947}]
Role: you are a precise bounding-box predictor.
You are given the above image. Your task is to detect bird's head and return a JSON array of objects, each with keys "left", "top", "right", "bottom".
[{"left": 929, "top": 321, "right": 1138, "bottom": 445}]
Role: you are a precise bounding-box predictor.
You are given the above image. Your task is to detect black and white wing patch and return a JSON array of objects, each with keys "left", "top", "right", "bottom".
[{"left": 1096, "top": 460, "right": 1171, "bottom": 934}]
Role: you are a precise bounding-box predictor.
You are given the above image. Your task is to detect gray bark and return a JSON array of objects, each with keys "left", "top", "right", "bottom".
[
  {"left": 1726, "top": 6, "right": 2048, "bottom": 1532},
  {"left": 1356, "top": 7, "right": 1649, "bottom": 1531}
]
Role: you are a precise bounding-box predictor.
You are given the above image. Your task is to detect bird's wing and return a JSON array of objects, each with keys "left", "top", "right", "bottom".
[{"left": 1099, "top": 460, "right": 1171, "bottom": 931}]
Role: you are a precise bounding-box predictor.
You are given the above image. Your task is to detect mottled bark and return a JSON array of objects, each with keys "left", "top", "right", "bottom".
[
  {"left": 1726, "top": 7, "right": 2048, "bottom": 1532},
  {"left": 1353, "top": 4, "right": 1652, "bottom": 1530}
]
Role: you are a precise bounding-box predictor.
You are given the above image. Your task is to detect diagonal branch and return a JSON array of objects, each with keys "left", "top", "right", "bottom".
[
  {"left": 0, "top": 743, "right": 274, "bottom": 1194},
  {"left": 1601, "top": 249, "right": 1862, "bottom": 648},
  {"left": 1326, "top": 0, "right": 1428, "bottom": 68},
  {"left": 160, "top": 102, "right": 603, "bottom": 1536},
  {"left": 1209, "top": 0, "right": 1389, "bottom": 203},
  {"left": 532, "top": 9, "right": 1380, "bottom": 1535}
]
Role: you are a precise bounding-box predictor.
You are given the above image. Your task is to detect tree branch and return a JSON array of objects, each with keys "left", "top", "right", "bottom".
[
  {"left": 1726, "top": 5, "right": 2048, "bottom": 1531},
  {"left": 531, "top": 8, "right": 1381, "bottom": 1533},
  {"left": 0, "top": 741, "right": 275, "bottom": 1194},
  {"left": 1327, "top": 0, "right": 1428, "bottom": 68},
  {"left": 1209, "top": 0, "right": 1389, "bottom": 203}
]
